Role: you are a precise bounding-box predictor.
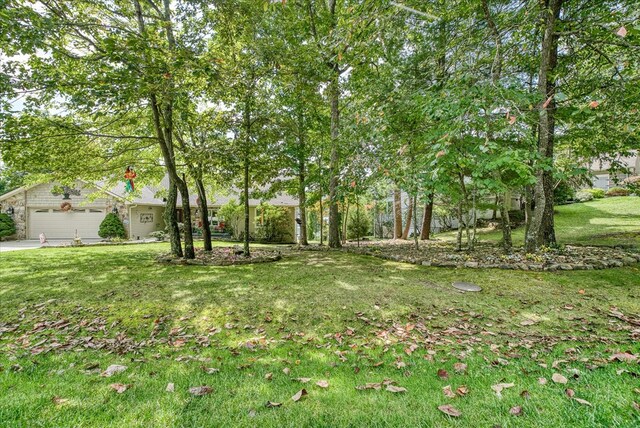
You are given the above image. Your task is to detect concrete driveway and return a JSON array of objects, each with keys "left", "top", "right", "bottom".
[{"left": 0, "top": 239, "right": 104, "bottom": 252}]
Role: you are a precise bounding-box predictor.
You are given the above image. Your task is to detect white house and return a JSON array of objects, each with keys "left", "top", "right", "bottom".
[
  {"left": 0, "top": 179, "right": 298, "bottom": 241},
  {"left": 588, "top": 152, "right": 639, "bottom": 190}
]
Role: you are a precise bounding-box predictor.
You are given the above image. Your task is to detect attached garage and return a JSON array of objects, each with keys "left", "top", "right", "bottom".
[{"left": 29, "top": 208, "right": 105, "bottom": 239}]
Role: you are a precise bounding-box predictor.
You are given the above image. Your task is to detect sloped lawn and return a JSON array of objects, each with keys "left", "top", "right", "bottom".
[
  {"left": 436, "top": 196, "right": 640, "bottom": 248},
  {"left": 1, "top": 244, "right": 639, "bottom": 427}
]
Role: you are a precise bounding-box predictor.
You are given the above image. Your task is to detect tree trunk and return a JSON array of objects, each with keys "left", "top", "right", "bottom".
[
  {"left": 393, "top": 188, "right": 402, "bottom": 239},
  {"left": 456, "top": 200, "right": 463, "bottom": 251},
  {"left": 319, "top": 197, "right": 323, "bottom": 245},
  {"left": 297, "top": 113, "right": 308, "bottom": 246},
  {"left": 328, "top": 69, "right": 341, "bottom": 248},
  {"left": 499, "top": 192, "right": 512, "bottom": 252},
  {"left": 164, "top": 177, "right": 182, "bottom": 257},
  {"left": 176, "top": 174, "right": 195, "bottom": 259},
  {"left": 420, "top": 193, "right": 433, "bottom": 240},
  {"left": 401, "top": 201, "right": 413, "bottom": 240},
  {"left": 195, "top": 177, "right": 212, "bottom": 252},
  {"left": 413, "top": 194, "right": 418, "bottom": 249},
  {"left": 525, "top": 0, "right": 562, "bottom": 252},
  {"left": 243, "top": 152, "right": 250, "bottom": 257},
  {"left": 342, "top": 201, "right": 349, "bottom": 244}
]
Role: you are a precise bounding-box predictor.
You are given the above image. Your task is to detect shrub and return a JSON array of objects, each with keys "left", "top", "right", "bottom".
[
  {"left": 347, "top": 207, "right": 371, "bottom": 239},
  {"left": 622, "top": 176, "right": 640, "bottom": 194},
  {"left": 98, "top": 213, "right": 126, "bottom": 239},
  {"left": 584, "top": 188, "right": 605, "bottom": 198},
  {"left": 606, "top": 187, "right": 630, "bottom": 197},
  {"left": 0, "top": 213, "right": 16, "bottom": 238},
  {"left": 575, "top": 190, "right": 594, "bottom": 202},
  {"left": 554, "top": 181, "right": 576, "bottom": 204},
  {"left": 218, "top": 199, "right": 244, "bottom": 239},
  {"left": 255, "top": 203, "right": 293, "bottom": 243},
  {"left": 149, "top": 230, "right": 166, "bottom": 241}
]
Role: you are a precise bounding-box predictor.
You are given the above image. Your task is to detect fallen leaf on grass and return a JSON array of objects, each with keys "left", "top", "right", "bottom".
[
  {"left": 573, "top": 397, "right": 592, "bottom": 406},
  {"left": 386, "top": 385, "right": 407, "bottom": 393},
  {"left": 456, "top": 386, "right": 469, "bottom": 396},
  {"left": 437, "top": 369, "right": 449, "bottom": 379},
  {"left": 189, "top": 386, "right": 213, "bottom": 396},
  {"left": 203, "top": 367, "right": 220, "bottom": 374},
  {"left": 552, "top": 373, "right": 568, "bottom": 384},
  {"left": 633, "top": 402, "right": 640, "bottom": 411},
  {"left": 110, "top": 383, "right": 131, "bottom": 394},
  {"left": 282, "top": 368, "right": 291, "bottom": 375},
  {"left": 443, "top": 385, "right": 456, "bottom": 398},
  {"left": 438, "top": 404, "right": 461, "bottom": 417},
  {"left": 453, "top": 363, "right": 467, "bottom": 373},
  {"left": 316, "top": 380, "right": 329, "bottom": 388},
  {"left": 265, "top": 372, "right": 273, "bottom": 381},
  {"left": 295, "top": 377, "right": 312, "bottom": 383},
  {"left": 538, "top": 378, "right": 548, "bottom": 385},
  {"left": 52, "top": 396, "right": 69, "bottom": 406},
  {"left": 520, "top": 319, "right": 537, "bottom": 326},
  {"left": 166, "top": 383, "right": 175, "bottom": 392},
  {"left": 565, "top": 389, "right": 575, "bottom": 398},
  {"left": 609, "top": 352, "right": 637, "bottom": 363},
  {"left": 292, "top": 389, "right": 308, "bottom": 402},
  {"left": 265, "top": 401, "right": 282, "bottom": 408},
  {"left": 101, "top": 365, "right": 127, "bottom": 377},
  {"left": 510, "top": 406, "right": 523, "bottom": 416},
  {"left": 491, "top": 382, "right": 515, "bottom": 397},
  {"left": 520, "top": 390, "right": 530, "bottom": 399}
]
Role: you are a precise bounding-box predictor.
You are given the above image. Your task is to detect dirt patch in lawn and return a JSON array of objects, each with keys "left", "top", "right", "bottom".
[
  {"left": 299, "top": 240, "right": 640, "bottom": 271},
  {"left": 157, "top": 247, "right": 282, "bottom": 266}
]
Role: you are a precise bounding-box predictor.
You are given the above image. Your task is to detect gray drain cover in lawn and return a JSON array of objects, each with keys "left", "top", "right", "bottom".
[{"left": 452, "top": 282, "right": 482, "bottom": 292}]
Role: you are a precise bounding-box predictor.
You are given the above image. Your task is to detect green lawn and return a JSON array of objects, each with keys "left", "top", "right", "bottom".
[
  {"left": 1, "top": 244, "right": 639, "bottom": 427},
  {"left": 436, "top": 196, "right": 640, "bottom": 247}
]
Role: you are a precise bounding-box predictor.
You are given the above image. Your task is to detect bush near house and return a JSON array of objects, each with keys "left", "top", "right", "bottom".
[
  {"left": 606, "top": 187, "right": 630, "bottom": 197},
  {"left": 553, "top": 181, "right": 576, "bottom": 204},
  {"left": 622, "top": 175, "right": 640, "bottom": 194},
  {"left": 218, "top": 200, "right": 244, "bottom": 239},
  {"left": 574, "top": 190, "right": 594, "bottom": 202},
  {"left": 584, "top": 188, "right": 605, "bottom": 198},
  {"left": 255, "top": 203, "right": 293, "bottom": 243},
  {"left": 98, "top": 213, "right": 126, "bottom": 239},
  {"left": 0, "top": 213, "right": 16, "bottom": 239}
]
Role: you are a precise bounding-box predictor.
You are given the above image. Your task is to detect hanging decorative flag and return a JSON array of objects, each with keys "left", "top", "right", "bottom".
[{"left": 124, "top": 166, "right": 137, "bottom": 193}]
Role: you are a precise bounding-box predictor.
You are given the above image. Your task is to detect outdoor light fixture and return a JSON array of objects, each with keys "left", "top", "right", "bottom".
[
  {"left": 112, "top": 206, "right": 119, "bottom": 214},
  {"left": 5, "top": 206, "right": 14, "bottom": 215}
]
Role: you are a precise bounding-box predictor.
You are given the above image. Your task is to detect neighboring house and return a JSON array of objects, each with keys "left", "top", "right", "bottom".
[
  {"left": 588, "top": 152, "right": 639, "bottom": 190},
  {"left": 0, "top": 179, "right": 298, "bottom": 241}
]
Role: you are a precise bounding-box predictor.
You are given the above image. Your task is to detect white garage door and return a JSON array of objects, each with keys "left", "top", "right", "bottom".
[{"left": 29, "top": 208, "right": 105, "bottom": 239}]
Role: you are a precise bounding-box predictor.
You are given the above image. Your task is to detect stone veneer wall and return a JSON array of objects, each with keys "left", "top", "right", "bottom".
[{"left": 0, "top": 191, "right": 27, "bottom": 240}]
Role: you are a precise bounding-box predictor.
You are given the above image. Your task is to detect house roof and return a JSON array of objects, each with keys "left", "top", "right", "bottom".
[{"left": 0, "top": 176, "right": 298, "bottom": 208}]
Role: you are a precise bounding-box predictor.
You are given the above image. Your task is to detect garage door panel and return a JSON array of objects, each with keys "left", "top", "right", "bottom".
[{"left": 29, "top": 209, "right": 105, "bottom": 239}]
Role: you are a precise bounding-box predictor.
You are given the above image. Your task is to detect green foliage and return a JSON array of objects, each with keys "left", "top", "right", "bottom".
[
  {"left": 606, "top": 187, "right": 630, "bottom": 197},
  {"left": 575, "top": 190, "right": 594, "bottom": 202},
  {"left": 98, "top": 213, "right": 126, "bottom": 239},
  {"left": 584, "top": 188, "right": 605, "bottom": 199},
  {"left": 0, "top": 213, "right": 16, "bottom": 238},
  {"left": 149, "top": 230, "right": 166, "bottom": 241},
  {"left": 347, "top": 207, "right": 371, "bottom": 240},
  {"left": 554, "top": 182, "right": 576, "bottom": 204},
  {"left": 622, "top": 176, "right": 640, "bottom": 194},
  {"left": 255, "top": 203, "right": 293, "bottom": 243},
  {"left": 218, "top": 200, "right": 244, "bottom": 240}
]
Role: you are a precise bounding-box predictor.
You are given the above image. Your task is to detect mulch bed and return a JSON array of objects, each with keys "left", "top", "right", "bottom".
[
  {"left": 157, "top": 247, "right": 282, "bottom": 266},
  {"left": 299, "top": 240, "right": 640, "bottom": 271}
]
